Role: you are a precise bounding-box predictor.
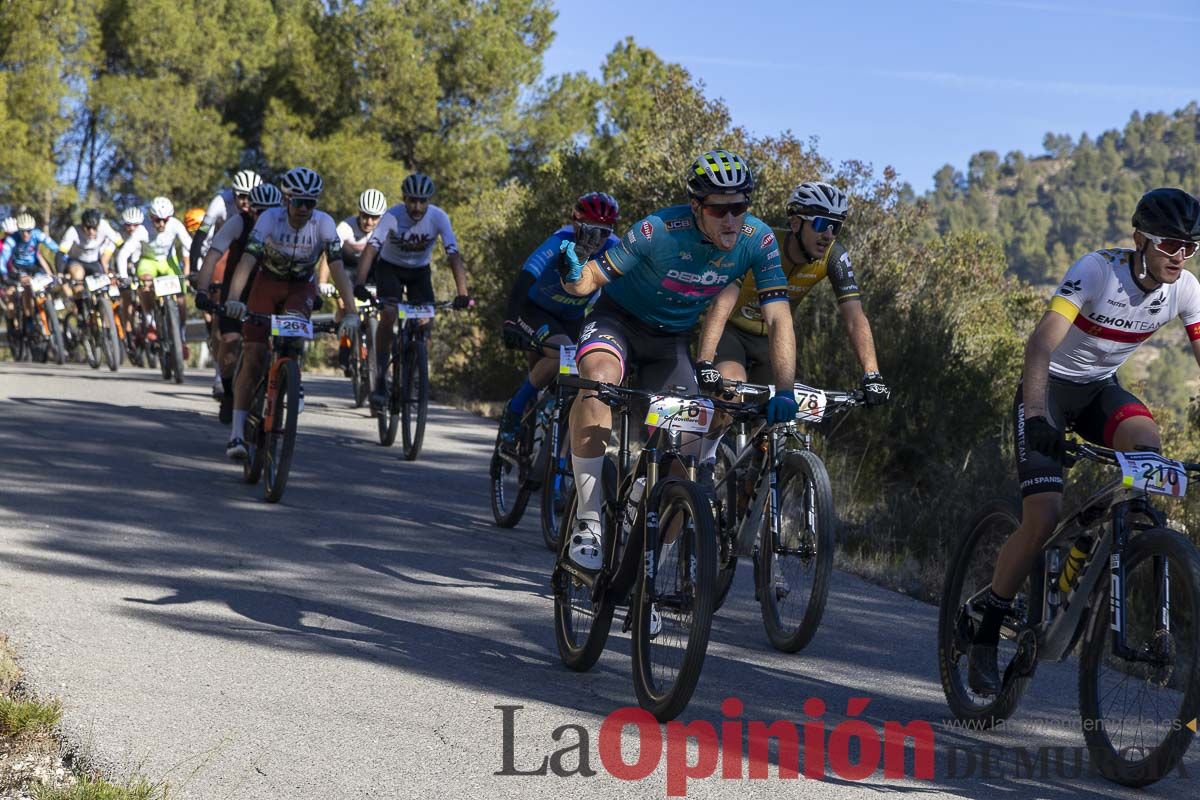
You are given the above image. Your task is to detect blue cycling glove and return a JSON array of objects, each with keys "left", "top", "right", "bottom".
[
  {"left": 558, "top": 240, "right": 585, "bottom": 284},
  {"left": 765, "top": 389, "right": 797, "bottom": 424}
]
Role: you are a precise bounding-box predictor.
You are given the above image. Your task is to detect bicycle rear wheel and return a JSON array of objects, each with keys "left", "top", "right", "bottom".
[
  {"left": 631, "top": 479, "right": 718, "bottom": 722},
  {"left": 937, "top": 498, "right": 1032, "bottom": 727},
  {"left": 490, "top": 416, "right": 533, "bottom": 528},
  {"left": 759, "top": 450, "right": 835, "bottom": 652},
  {"left": 1078, "top": 528, "right": 1200, "bottom": 787},
  {"left": 264, "top": 359, "right": 301, "bottom": 503},
  {"left": 401, "top": 334, "right": 429, "bottom": 461},
  {"left": 81, "top": 304, "right": 101, "bottom": 369},
  {"left": 553, "top": 486, "right": 615, "bottom": 672}
]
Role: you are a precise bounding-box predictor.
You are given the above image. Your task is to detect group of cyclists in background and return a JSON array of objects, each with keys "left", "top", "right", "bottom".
[{"left": 4, "top": 147, "right": 1200, "bottom": 786}]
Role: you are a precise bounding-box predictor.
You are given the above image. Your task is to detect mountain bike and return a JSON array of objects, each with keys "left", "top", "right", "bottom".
[
  {"left": 710, "top": 381, "right": 862, "bottom": 651},
  {"left": 372, "top": 299, "right": 453, "bottom": 460},
  {"left": 72, "top": 272, "right": 121, "bottom": 371},
  {"left": 939, "top": 440, "right": 1200, "bottom": 787},
  {"left": 551, "top": 375, "right": 753, "bottom": 721},
  {"left": 489, "top": 343, "right": 577, "bottom": 549},
  {"left": 229, "top": 307, "right": 338, "bottom": 503},
  {"left": 150, "top": 273, "right": 186, "bottom": 384},
  {"left": 18, "top": 273, "right": 66, "bottom": 365}
]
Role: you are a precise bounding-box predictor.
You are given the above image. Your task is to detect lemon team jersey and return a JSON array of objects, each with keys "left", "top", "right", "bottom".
[
  {"left": 1048, "top": 248, "right": 1200, "bottom": 382},
  {"left": 727, "top": 234, "right": 860, "bottom": 336}
]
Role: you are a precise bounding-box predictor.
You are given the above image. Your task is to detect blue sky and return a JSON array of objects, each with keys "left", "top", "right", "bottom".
[{"left": 542, "top": 0, "right": 1200, "bottom": 193}]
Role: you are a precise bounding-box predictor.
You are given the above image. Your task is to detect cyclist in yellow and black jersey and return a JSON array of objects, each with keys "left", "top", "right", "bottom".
[{"left": 697, "top": 181, "right": 890, "bottom": 405}]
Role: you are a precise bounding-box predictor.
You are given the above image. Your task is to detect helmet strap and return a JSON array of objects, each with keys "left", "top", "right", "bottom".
[{"left": 1133, "top": 241, "right": 1161, "bottom": 291}]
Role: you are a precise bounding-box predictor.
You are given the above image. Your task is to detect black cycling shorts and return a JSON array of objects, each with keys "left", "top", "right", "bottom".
[
  {"left": 714, "top": 325, "right": 772, "bottom": 384},
  {"left": 511, "top": 298, "right": 583, "bottom": 350},
  {"left": 1014, "top": 375, "right": 1153, "bottom": 497},
  {"left": 375, "top": 259, "right": 434, "bottom": 305},
  {"left": 67, "top": 259, "right": 105, "bottom": 277},
  {"left": 576, "top": 293, "right": 697, "bottom": 394}
]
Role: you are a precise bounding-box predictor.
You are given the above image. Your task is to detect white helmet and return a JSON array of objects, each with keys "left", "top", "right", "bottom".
[
  {"left": 280, "top": 167, "right": 323, "bottom": 200},
  {"left": 232, "top": 169, "right": 262, "bottom": 195},
  {"left": 786, "top": 181, "right": 849, "bottom": 220},
  {"left": 149, "top": 196, "right": 175, "bottom": 219},
  {"left": 15, "top": 213, "right": 35, "bottom": 231},
  {"left": 249, "top": 183, "right": 282, "bottom": 209},
  {"left": 358, "top": 189, "right": 387, "bottom": 216},
  {"left": 1, "top": 217, "right": 17, "bottom": 234},
  {"left": 122, "top": 207, "right": 145, "bottom": 225}
]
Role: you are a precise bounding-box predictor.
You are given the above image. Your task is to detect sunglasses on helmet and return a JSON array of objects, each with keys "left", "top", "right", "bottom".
[
  {"left": 798, "top": 215, "right": 843, "bottom": 235},
  {"left": 1138, "top": 230, "right": 1199, "bottom": 259}
]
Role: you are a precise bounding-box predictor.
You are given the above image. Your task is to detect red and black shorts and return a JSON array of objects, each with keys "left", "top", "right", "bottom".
[
  {"left": 243, "top": 273, "right": 317, "bottom": 344},
  {"left": 1014, "top": 375, "right": 1153, "bottom": 497}
]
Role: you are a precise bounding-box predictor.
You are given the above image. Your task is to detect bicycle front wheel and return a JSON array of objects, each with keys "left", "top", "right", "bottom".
[
  {"left": 166, "top": 300, "right": 185, "bottom": 384},
  {"left": 401, "top": 335, "right": 429, "bottom": 460},
  {"left": 377, "top": 343, "right": 400, "bottom": 446},
  {"left": 540, "top": 402, "right": 573, "bottom": 551},
  {"left": 759, "top": 450, "right": 835, "bottom": 652},
  {"left": 1078, "top": 527, "right": 1200, "bottom": 787},
  {"left": 264, "top": 359, "right": 301, "bottom": 503},
  {"left": 631, "top": 479, "right": 718, "bottom": 722},
  {"left": 46, "top": 301, "right": 65, "bottom": 365},
  {"left": 490, "top": 420, "right": 532, "bottom": 528},
  {"left": 243, "top": 379, "right": 266, "bottom": 485},
  {"left": 100, "top": 299, "right": 120, "bottom": 371}
]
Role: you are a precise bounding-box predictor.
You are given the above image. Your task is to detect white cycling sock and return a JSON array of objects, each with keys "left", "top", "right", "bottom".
[
  {"left": 700, "top": 434, "right": 721, "bottom": 465},
  {"left": 572, "top": 454, "right": 605, "bottom": 524},
  {"left": 231, "top": 410, "right": 248, "bottom": 442}
]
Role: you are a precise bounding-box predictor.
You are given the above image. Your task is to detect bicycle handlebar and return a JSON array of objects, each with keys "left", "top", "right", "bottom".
[
  {"left": 1064, "top": 440, "right": 1200, "bottom": 474},
  {"left": 557, "top": 374, "right": 763, "bottom": 417}
]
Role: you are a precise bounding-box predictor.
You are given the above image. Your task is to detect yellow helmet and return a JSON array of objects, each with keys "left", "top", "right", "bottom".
[{"left": 183, "top": 207, "right": 205, "bottom": 233}]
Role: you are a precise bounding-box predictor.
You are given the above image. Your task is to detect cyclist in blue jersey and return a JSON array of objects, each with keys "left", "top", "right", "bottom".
[
  {"left": 1, "top": 213, "right": 59, "bottom": 321},
  {"left": 558, "top": 149, "right": 799, "bottom": 570},
  {"left": 497, "top": 192, "right": 620, "bottom": 446}
]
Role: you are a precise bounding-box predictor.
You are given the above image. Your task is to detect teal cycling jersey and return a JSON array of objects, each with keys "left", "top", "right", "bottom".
[{"left": 598, "top": 205, "right": 788, "bottom": 332}]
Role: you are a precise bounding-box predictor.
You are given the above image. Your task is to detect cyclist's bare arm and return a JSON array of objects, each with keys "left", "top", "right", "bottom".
[
  {"left": 837, "top": 299, "right": 881, "bottom": 374},
  {"left": 195, "top": 247, "right": 223, "bottom": 291},
  {"left": 326, "top": 258, "right": 357, "bottom": 311},
  {"left": 225, "top": 252, "right": 256, "bottom": 302},
  {"left": 696, "top": 282, "right": 739, "bottom": 362},
  {"left": 1022, "top": 311, "right": 1073, "bottom": 418},
  {"left": 447, "top": 251, "right": 468, "bottom": 296},
  {"left": 561, "top": 260, "right": 609, "bottom": 297},
  {"left": 762, "top": 300, "right": 796, "bottom": 390},
  {"left": 355, "top": 243, "right": 378, "bottom": 286}
]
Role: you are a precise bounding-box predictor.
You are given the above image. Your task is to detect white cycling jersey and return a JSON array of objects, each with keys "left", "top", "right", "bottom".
[
  {"left": 58, "top": 220, "right": 123, "bottom": 264},
  {"left": 337, "top": 216, "right": 371, "bottom": 248},
  {"left": 114, "top": 218, "right": 192, "bottom": 277},
  {"left": 244, "top": 207, "right": 342, "bottom": 280},
  {"left": 368, "top": 203, "right": 458, "bottom": 268},
  {"left": 197, "top": 189, "right": 237, "bottom": 255},
  {"left": 1049, "top": 248, "right": 1200, "bottom": 381},
  {"left": 209, "top": 214, "right": 247, "bottom": 255}
]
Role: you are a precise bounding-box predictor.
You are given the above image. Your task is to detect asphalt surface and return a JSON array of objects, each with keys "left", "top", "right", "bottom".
[{"left": 1, "top": 360, "right": 1198, "bottom": 799}]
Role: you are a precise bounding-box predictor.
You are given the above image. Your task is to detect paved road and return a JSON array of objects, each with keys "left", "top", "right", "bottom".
[{"left": 0, "top": 361, "right": 1197, "bottom": 799}]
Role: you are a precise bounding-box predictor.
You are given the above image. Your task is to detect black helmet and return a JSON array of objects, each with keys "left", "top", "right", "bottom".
[
  {"left": 1132, "top": 188, "right": 1200, "bottom": 241},
  {"left": 81, "top": 208, "right": 102, "bottom": 228}
]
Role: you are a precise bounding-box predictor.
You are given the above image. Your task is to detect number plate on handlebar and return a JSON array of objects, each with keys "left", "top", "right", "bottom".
[
  {"left": 559, "top": 345, "right": 578, "bottom": 376},
  {"left": 153, "top": 275, "right": 182, "bottom": 297},
  {"left": 794, "top": 383, "right": 828, "bottom": 423},
  {"left": 396, "top": 303, "right": 436, "bottom": 320},
  {"left": 270, "top": 315, "right": 313, "bottom": 339},
  {"left": 645, "top": 396, "right": 714, "bottom": 433},
  {"left": 108, "top": 284, "right": 121, "bottom": 298},
  {"left": 1115, "top": 451, "right": 1188, "bottom": 498},
  {"left": 29, "top": 274, "right": 53, "bottom": 292},
  {"left": 85, "top": 273, "right": 111, "bottom": 292}
]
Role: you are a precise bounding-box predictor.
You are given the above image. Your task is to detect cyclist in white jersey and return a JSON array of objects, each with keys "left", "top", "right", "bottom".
[
  {"left": 115, "top": 197, "right": 192, "bottom": 346},
  {"left": 328, "top": 188, "right": 387, "bottom": 373},
  {"left": 57, "top": 209, "right": 122, "bottom": 277},
  {"left": 353, "top": 173, "right": 471, "bottom": 410},
  {"left": 968, "top": 188, "right": 1200, "bottom": 696}
]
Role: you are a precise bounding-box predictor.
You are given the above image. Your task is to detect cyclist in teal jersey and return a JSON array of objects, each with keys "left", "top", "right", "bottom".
[{"left": 557, "top": 149, "right": 799, "bottom": 570}]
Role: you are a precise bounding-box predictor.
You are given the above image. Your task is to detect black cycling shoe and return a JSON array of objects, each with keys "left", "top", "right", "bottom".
[{"left": 967, "top": 643, "right": 1002, "bottom": 696}]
